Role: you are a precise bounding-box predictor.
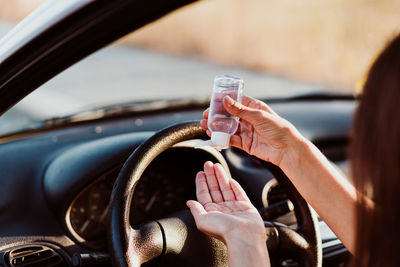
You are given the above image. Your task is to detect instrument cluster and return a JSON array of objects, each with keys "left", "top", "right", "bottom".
[{"left": 66, "top": 147, "right": 212, "bottom": 247}]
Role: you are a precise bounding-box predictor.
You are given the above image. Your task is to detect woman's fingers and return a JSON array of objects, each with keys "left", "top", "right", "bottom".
[
  {"left": 198, "top": 162, "right": 243, "bottom": 203},
  {"left": 214, "top": 163, "right": 236, "bottom": 201},
  {"left": 230, "top": 179, "right": 250, "bottom": 202},
  {"left": 195, "top": 171, "right": 212, "bottom": 205},
  {"left": 202, "top": 120, "right": 211, "bottom": 136},
  {"left": 223, "top": 96, "right": 264, "bottom": 124},
  {"left": 186, "top": 200, "right": 206, "bottom": 222},
  {"left": 241, "top": 95, "right": 277, "bottom": 115},
  {"left": 202, "top": 95, "right": 276, "bottom": 134},
  {"left": 201, "top": 108, "right": 209, "bottom": 131},
  {"left": 203, "top": 108, "right": 209, "bottom": 119},
  {"left": 204, "top": 161, "right": 224, "bottom": 203},
  {"left": 201, "top": 119, "right": 208, "bottom": 130}
]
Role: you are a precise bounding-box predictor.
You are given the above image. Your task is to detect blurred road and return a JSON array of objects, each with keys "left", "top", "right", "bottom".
[{"left": 0, "top": 21, "right": 331, "bottom": 132}]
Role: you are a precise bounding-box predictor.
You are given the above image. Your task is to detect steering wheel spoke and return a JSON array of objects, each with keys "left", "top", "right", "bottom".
[
  {"left": 265, "top": 221, "right": 319, "bottom": 266},
  {"left": 128, "top": 222, "right": 164, "bottom": 265},
  {"left": 108, "top": 121, "right": 321, "bottom": 267},
  {"left": 156, "top": 210, "right": 228, "bottom": 264}
]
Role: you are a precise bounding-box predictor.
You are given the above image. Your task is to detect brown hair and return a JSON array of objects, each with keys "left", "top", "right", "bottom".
[{"left": 351, "top": 33, "right": 400, "bottom": 266}]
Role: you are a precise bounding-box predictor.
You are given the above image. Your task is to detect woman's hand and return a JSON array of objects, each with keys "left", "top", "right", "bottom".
[
  {"left": 200, "top": 95, "right": 358, "bottom": 253},
  {"left": 201, "top": 95, "right": 304, "bottom": 167},
  {"left": 187, "top": 161, "right": 269, "bottom": 267},
  {"left": 186, "top": 161, "right": 265, "bottom": 243}
]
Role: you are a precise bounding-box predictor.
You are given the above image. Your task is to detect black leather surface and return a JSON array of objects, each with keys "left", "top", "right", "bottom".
[
  {"left": 108, "top": 121, "right": 322, "bottom": 267},
  {"left": 108, "top": 121, "right": 208, "bottom": 267},
  {"left": 267, "top": 163, "right": 322, "bottom": 267}
]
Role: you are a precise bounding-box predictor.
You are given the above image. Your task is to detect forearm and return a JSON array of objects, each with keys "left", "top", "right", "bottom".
[
  {"left": 280, "top": 135, "right": 357, "bottom": 253},
  {"left": 226, "top": 236, "right": 270, "bottom": 267}
]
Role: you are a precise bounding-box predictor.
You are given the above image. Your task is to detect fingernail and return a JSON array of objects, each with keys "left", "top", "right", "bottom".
[{"left": 186, "top": 201, "right": 192, "bottom": 207}]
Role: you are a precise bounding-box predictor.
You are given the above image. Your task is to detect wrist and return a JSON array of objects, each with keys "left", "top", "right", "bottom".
[
  {"left": 226, "top": 237, "right": 267, "bottom": 253},
  {"left": 225, "top": 233, "right": 269, "bottom": 267},
  {"left": 224, "top": 228, "right": 267, "bottom": 247},
  {"left": 280, "top": 130, "right": 312, "bottom": 174}
]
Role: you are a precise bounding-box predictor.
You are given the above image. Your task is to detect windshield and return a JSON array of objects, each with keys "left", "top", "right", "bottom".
[{"left": 0, "top": 0, "right": 398, "bottom": 136}]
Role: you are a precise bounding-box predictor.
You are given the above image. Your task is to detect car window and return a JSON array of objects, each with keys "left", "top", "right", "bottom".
[{"left": 0, "top": 0, "right": 398, "bottom": 136}]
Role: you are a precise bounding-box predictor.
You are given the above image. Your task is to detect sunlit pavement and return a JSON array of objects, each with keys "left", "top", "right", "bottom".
[{"left": 0, "top": 21, "right": 329, "bottom": 120}]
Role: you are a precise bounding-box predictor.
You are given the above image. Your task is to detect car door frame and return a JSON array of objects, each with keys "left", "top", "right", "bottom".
[{"left": 0, "top": 0, "right": 196, "bottom": 116}]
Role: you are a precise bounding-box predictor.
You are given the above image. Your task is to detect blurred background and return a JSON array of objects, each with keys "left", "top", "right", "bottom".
[
  {"left": 0, "top": 0, "right": 399, "bottom": 135},
  {"left": 1, "top": 0, "right": 399, "bottom": 90}
]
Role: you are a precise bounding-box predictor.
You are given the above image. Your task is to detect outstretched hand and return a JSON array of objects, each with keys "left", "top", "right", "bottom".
[
  {"left": 186, "top": 161, "right": 266, "bottom": 244},
  {"left": 201, "top": 95, "right": 302, "bottom": 167}
]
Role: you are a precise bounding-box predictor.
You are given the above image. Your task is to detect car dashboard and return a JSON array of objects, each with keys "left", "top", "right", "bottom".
[{"left": 0, "top": 98, "right": 353, "bottom": 267}]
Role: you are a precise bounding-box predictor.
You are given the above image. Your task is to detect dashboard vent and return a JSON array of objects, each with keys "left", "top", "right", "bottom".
[{"left": 7, "top": 244, "right": 65, "bottom": 267}]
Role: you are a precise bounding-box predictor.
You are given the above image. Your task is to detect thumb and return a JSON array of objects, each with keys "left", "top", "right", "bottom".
[
  {"left": 223, "top": 96, "right": 263, "bottom": 123},
  {"left": 186, "top": 200, "right": 206, "bottom": 220}
]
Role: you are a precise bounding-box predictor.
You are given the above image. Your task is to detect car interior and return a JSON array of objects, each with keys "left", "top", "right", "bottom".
[
  {"left": 0, "top": 1, "right": 354, "bottom": 267},
  {"left": 0, "top": 98, "right": 353, "bottom": 267}
]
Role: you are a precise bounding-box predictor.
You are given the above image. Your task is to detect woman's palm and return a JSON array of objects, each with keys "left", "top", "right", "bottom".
[
  {"left": 187, "top": 162, "right": 265, "bottom": 243},
  {"left": 199, "top": 201, "right": 263, "bottom": 239}
]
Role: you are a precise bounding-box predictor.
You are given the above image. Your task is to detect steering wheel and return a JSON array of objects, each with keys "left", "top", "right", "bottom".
[{"left": 107, "top": 121, "right": 322, "bottom": 267}]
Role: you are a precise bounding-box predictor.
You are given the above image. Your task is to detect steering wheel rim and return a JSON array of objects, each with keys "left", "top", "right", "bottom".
[
  {"left": 107, "top": 121, "right": 322, "bottom": 267},
  {"left": 265, "top": 163, "right": 322, "bottom": 266}
]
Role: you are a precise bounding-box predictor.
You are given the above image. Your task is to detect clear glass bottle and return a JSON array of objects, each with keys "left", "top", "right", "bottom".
[{"left": 208, "top": 75, "right": 243, "bottom": 149}]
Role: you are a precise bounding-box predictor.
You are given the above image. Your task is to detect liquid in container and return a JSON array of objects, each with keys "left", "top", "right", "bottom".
[{"left": 208, "top": 75, "right": 243, "bottom": 149}]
